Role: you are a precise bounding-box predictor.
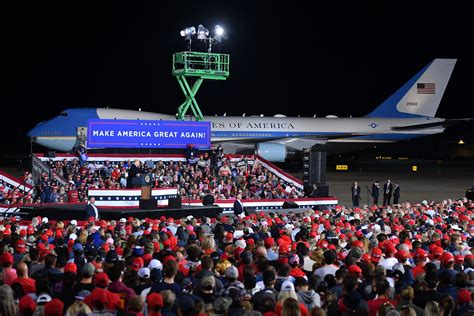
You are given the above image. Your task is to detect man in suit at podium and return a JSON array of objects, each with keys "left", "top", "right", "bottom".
[
  {"left": 127, "top": 160, "right": 142, "bottom": 188},
  {"left": 233, "top": 194, "right": 247, "bottom": 217},
  {"left": 86, "top": 197, "right": 100, "bottom": 220}
]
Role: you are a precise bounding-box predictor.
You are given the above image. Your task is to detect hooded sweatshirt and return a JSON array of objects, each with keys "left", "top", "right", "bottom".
[{"left": 297, "top": 289, "right": 321, "bottom": 310}]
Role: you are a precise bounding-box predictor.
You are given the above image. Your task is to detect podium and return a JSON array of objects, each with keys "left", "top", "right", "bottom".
[{"left": 138, "top": 174, "right": 157, "bottom": 210}]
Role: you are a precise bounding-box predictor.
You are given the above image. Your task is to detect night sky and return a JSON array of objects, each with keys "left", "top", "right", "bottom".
[{"left": 2, "top": 1, "right": 474, "bottom": 155}]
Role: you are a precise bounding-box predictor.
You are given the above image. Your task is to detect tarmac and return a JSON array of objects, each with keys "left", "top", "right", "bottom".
[{"left": 322, "top": 160, "right": 474, "bottom": 206}]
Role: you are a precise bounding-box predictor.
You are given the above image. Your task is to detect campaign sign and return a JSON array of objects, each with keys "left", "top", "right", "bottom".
[{"left": 87, "top": 119, "right": 211, "bottom": 149}]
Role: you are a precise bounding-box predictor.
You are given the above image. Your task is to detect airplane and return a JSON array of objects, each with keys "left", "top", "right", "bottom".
[{"left": 28, "top": 59, "right": 469, "bottom": 162}]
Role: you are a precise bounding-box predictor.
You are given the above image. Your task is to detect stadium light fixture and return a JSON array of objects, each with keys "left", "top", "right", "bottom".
[
  {"left": 180, "top": 24, "right": 227, "bottom": 52},
  {"left": 180, "top": 26, "right": 196, "bottom": 39},
  {"left": 197, "top": 24, "right": 209, "bottom": 40},
  {"left": 180, "top": 26, "right": 196, "bottom": 50},
  {"left": 213, "top": 25, "right": 226, "bottom": 43},
  {"left": 215, "top": 25, "right": 224, "bottom": 36}
]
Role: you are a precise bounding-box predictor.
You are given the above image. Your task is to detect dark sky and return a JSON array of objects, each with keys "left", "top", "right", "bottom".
[{"left": 2, "top": 1, "right": 474, "bottom": 154}]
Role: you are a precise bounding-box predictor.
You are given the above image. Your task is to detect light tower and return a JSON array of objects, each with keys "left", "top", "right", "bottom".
[{"left": 173, "top": 24, "right": 230, "bottom": 121}]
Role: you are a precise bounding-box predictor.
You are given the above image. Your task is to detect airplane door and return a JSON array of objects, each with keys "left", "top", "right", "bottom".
[{"left": 77, "top": 127, "right": 87, "bottom": 142}]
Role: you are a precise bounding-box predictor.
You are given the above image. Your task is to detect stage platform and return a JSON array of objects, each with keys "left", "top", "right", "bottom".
[{"left": 18, "top": 203, "right": 223, "bottom": 221}]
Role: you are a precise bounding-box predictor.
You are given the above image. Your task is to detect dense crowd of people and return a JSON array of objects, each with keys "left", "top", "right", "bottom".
[
  {"left": 0, "top": 198, "right": 472, "bottom": 315},
  {"left": 0, "top": 153, "right": 302, "bottom": 205}
]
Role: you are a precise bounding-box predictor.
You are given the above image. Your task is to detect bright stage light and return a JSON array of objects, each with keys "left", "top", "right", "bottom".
[
  {"left": 197, "top": 24, "right": 209, "bottom": 40},
  {"left": 180, "top": 26, "right": 196, "bottom": 38},
  {"left": 215, "top": 25, "right": 224, "bottom": 36}
]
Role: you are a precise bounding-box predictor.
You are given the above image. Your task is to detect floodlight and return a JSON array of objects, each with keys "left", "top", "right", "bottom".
[
  {"left": 213, "top": 25, "right": 225, "bottom": 42},
  {"left": 197, "top": 24, "right": 209, "bottom": 40},
  {"left": 180, "top": 26, "right": 196, "bottom": 39},
  {"left": 215, "top": 25, "right": 224, "bottom": 36}
]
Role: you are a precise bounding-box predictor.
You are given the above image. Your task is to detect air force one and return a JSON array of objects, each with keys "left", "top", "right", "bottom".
[{"left": 28, "top": 59, "right": 469, "bottom": 162}]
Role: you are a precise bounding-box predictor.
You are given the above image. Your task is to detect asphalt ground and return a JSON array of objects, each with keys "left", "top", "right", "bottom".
[{"left": 310, "top": 160, "right": 474, "bottom": 206}]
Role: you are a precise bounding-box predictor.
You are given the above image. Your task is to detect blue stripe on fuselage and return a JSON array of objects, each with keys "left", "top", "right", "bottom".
[{"left": 211, "top": 131, "right": 427, "bottom": 141}]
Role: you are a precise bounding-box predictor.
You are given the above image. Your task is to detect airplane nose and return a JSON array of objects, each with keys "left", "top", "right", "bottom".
[
  {"left": 27, "top": 127, "right": 38, "bottom": 137},
  {"left": 27, "top": 121, "right": 46, "bottom": 137}
]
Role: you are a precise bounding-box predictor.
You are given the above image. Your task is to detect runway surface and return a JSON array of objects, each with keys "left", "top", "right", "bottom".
[{"left": 324, "top": 160, "right": 474, "bottom": 206}]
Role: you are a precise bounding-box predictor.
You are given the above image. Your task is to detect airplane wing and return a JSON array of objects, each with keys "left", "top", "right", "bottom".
[{"left": 391, "top": 118, "right": 473, "bottom": 131}]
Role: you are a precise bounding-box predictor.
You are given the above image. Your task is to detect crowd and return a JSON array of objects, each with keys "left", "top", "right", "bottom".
[
  {"left": 0, "top": 198, "right": 472, "bottom": 315},
  {"left": 0, "top": 153, "right": 302, "bottom": 205}
]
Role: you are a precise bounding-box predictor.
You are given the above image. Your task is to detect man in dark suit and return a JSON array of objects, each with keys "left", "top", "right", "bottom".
[
  {"left": 127, "top": 160, "right": 142, "bottom": 188},
  {"left": 383, "top": 179, "right": 393, "bottom": 206},
  {"left": 393, "top": 182, "right": 401, "bottom": 204},
  {"left": 351, "top": 182, "right": 361, "bottom": 207},
  {"left": 233, "top": 194, "right": 246, "bottom": 217},
  {"left": 371, "top": 181, "right": 380, "bottom": 206},
  {"left": 86, "top": 197, "right": 99, "bottom": 220}
]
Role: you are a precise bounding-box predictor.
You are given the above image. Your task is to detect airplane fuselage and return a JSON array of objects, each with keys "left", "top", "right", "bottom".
[{"left": 28, "top": 108, "right": 445, "bottom": 153}]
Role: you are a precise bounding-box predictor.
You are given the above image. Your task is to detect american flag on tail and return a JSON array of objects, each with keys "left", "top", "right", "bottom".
[{"left": 417, "top": 83, "right": 435, "bottom": 94}]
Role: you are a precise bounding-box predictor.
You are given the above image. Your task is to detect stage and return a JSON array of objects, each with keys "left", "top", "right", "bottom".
[{"left": 18, "top": 203, "right": 224, "bottom": 221}]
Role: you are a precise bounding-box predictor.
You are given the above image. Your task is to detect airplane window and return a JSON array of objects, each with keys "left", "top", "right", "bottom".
[{"left": 60, "top": 112, "right": 68, "bottom": 117}]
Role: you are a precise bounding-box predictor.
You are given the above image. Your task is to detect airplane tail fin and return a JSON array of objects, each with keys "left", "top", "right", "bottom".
[{"left": 366, "top": 59, "right": 457, "bottom": 118}]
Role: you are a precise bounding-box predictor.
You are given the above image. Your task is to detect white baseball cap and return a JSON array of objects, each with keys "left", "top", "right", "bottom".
[
  {"left": 281, "top": 280, "right": 295, "bottom": 292},
  {"left": 138, "top": 267, "right": 150, "bottom": 279},
  {"left": 69, "top": 233, "right": 78, "bottom": 240},
  {"left": 70, "top": 219, "right": 77, "bottom": 226},
  {"left": 148, "top": 259, "right": 163, "bottom": 271},
  {"left": 37, "top": 293, "right": 52, "bottom": 304}
]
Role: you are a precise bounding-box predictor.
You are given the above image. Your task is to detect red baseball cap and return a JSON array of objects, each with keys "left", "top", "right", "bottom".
[
  {"left": 19, "top": 295, "right": 37, "bottom": 314},
  {"left": 147, "top": 293, "right": 164, "bottom": 309},
  {"left": 318, "top": 240, "right": 329, "bottom": 249},
  {"left": 64, "top": 262, "right": 78, "bottom": 274},
  {"left": 352, "top": 240, "right": 364, "bottom": 249},
  {"left": 455, "top": 255, "right": 465, "bottom": 264},
  {"left": 396, "top": 249, "right": 411, "bottom": 261},
  {"left": 89, "top": 288, "right": 108, "bottom": 303},
  {"left": 94, "top": 272, "right": 110, "bottom": 288},
  {"left": 371, "top": 248, "right": 383, "bottom": 263},
  {"left": 44, "top": 298, "right": 64, "bottom": 316},
  {"left": 1, "top": 252, "right": 14, "bottom": 265},
  {"left": 415, "top": 248, "right": 428, "bottom": 260},
  {"left": 458, "top": 289, "right": 471, "bottom": 304},
  {"left": 441, "top": 252, "right": 455, "bottom": 266},
  {"left": 431, "top": 247, "right": 444, "bottom": 259},
  {"left": 264, "top": 237, "right": 275, "bottom": 248},
  {"left": 16, "top": 239, "right": 27, "bottom": 253},
  {"left": 348, "top": 264, "right": 362, "bottom": 275},
  {"left": 361, "top": 253, "right": 372, "bottom": 263},
  {"left": 384, "top": 243, "right": 397, "bottom": 255},
  {"left": 131, "top": 257, "right": 144, "bottom": 271}
]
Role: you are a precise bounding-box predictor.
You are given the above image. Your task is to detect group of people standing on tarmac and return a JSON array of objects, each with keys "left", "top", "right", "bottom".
[{"left": 351, "top": 179, "right": 401, "bottom": 207}]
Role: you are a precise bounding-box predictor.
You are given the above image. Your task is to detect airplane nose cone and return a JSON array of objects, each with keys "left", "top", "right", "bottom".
[
  {"left": 27, "top": 126, "right": 39, "bottom": 137},
  {"left": 27, "top": 121, "right": 46, "bottom": 137}
]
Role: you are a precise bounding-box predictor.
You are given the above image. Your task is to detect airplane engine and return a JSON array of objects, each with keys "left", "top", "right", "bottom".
[{"left": 255, "top": 142, "right": 287, "bottom": 162}]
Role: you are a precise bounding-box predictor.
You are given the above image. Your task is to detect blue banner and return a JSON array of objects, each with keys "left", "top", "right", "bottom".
[{"left": 87, "top": 119, "right": 211, "bottom": 149}]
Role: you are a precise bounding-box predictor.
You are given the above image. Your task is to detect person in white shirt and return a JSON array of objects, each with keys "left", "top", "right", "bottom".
[
  {"left": 314, "top": 250, "right": 339, "bottom": 280},
  {"left": 378, "top": 246, "right": 398, "bottom": 271}
]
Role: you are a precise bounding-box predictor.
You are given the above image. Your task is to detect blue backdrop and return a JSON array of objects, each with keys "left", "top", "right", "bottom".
[{"left": 87, "top": 119, "right": 211, "bottom": 149}]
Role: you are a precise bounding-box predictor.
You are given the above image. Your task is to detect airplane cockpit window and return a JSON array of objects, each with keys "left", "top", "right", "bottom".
[{"left": 60, "top": 112, "right": 68, "bottom": 117}]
